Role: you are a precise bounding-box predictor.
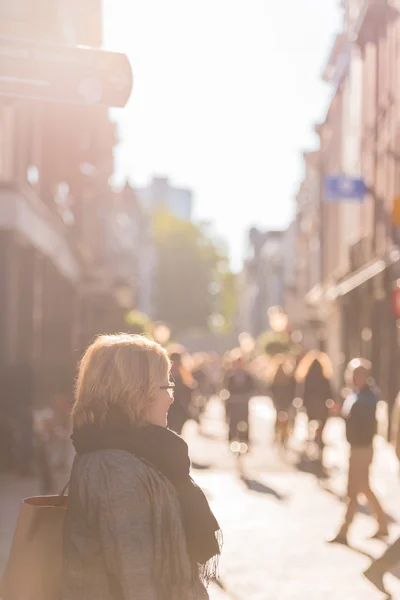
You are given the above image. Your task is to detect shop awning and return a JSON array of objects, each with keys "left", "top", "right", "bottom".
[
  {"left": 336, "top": 258, "right": 387, "bottom": 296},
  {"left": 305, "top": 250, "right": 400, "bottom": 304}
]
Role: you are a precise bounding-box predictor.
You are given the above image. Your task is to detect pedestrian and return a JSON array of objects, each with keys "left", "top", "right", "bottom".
[
  {"left": 362, "top": 388, "right": 400, "bottom": 594},
  {"left": 33, "top": 407, "right": 57, "bottom": 494},
  {"left": 295, "top": 350, "right": 334, "bottom": 464},
  {"left": 328, "top": 358, "right": 388, "bottom": 545},
  {"left": 223, "top": 353, "right": 254, "bottom": 448},
  {"left": 192, "top": 353, "right": 215, "bottom": 425},
  {"left": 268, "top": 354, "right": 296, "bottom": 446},
  {"left": 63, "top": 334, "right": 221, "bottom": 600},
  {"left": 168, "top": 351, "right": 194, "bottom": 434},
  {"left": 52, "top": 393, "right": 72, "bottom": 471}
]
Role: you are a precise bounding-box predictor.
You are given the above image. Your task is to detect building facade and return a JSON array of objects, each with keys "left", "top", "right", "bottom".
[
  {"left": 295, "top": 0, "right": 400, "bottom": 406},
  {"left": 0, "top": 1, "right": 138, "bottom": 470},
  {"left": 340, "top": 0, "right": 400, "bottom": 407},
  {"left": 240, "top": 228, "right": 285, "bottom": 338},
  {"left": 285, "top": 151, "right": 322, "bottom": 351}
]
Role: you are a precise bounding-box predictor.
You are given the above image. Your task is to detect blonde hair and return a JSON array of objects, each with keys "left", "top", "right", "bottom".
[
  {"left": 72, "top": 334, "right": 170, "bottom": 428},
  {"left": 295, "top": 350, "right": 333, "bottom": 383}
]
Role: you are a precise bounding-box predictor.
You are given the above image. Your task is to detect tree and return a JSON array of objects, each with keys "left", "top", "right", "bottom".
[
  {"left": 211, "top": 261, "right": 238, "bottom": 334},
  {"left": 124, "top": 310, "right": 154, "bottom": 335},
  {"left": 257, "top": 330, "right": 302, "bottom": 357},
  {"left": 151, "top": 209, "right": 233, "bottom": 334}
]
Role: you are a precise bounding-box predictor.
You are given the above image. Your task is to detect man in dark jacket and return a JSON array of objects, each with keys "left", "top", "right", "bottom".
[
  {"left": 167, "top": 352, "right": 193, "bottom": 435},
  {"left": 223, "top": 356, "right": 254, "bottom": 447},
  {"left": 329, "top": 359, "right": 388, "bottom": 545}
]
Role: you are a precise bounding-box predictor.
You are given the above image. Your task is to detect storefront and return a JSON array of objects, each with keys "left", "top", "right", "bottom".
[{"left": 337, "top": 252, "right": 400, "bottom": 424}]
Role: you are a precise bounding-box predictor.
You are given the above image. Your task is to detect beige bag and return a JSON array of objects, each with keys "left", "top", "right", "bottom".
[{"left": 0, "top": 490, "right": 68, "bottom": 600}]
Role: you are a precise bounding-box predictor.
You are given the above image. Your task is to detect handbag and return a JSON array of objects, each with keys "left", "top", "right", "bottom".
[{"left": 0, "top": 484, "right": 68, "bottom": 600}]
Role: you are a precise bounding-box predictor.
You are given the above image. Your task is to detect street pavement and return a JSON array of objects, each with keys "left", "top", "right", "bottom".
[
  {"left": 188, "top": 397, "right": 400, "bottom": 600},
  {"left": 2, "top": 396, "right": 400, "bottom": 599}
]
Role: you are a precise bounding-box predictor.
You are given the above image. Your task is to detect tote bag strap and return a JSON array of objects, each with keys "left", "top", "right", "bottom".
[{"left": 55, "top": 481, "right": 69, "bottom": 505}]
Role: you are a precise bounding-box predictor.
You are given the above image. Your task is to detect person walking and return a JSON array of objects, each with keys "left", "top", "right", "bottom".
[
  {"left": 268, "top": 354, "right": 296, "bottom": 446},
  {"left": 295, "top": 351, "right": 334, "bottom": 466},
  {"left": 328, "top": 358, "right": 388, "bottom": 545},
  {"left": 63, "top": 334, "right": 221, "bottom": 600},
  {"left": 362, "top": 388, "right": 400, "bottom": 594},
  {"left": 168, "top": 351, "right": 194, "bottom": 434},
  {"left": 192, "top": 353, "right": 215, "bottom": 424},
  {"left": 223, "top": 354, "right": 254, "bottom": 448}
]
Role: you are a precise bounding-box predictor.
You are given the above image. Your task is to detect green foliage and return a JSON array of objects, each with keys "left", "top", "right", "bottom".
[
  {"left": 124, "top": 309, "right": 154, "bottom": 335},
  {"left": 258, "top": 329, "right": 302, "bottom": 357},
  {"left": 151, "top": 209, "right": 236, "bottom": 334},
  {"left": 217, "top": 268, "right": 237, "bottom": 333},
  {"left": 258, "top": 330, "right": 291, "bottom": 356}
]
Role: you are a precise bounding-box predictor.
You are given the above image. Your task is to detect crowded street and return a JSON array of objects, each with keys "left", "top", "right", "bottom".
[
  {"left": 193, "top": 398, "right": 400, "bottom": 599},
  {"left": 3, "top": 1, "right": 400, "bottom": 599},
  {"left": 2, "top": 394, "right": 400, "bottom": 599}
]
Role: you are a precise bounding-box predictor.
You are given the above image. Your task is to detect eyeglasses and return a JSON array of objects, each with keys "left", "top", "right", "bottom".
[{"left": 160, "top": 383, "right": 175, "bottom": 398}]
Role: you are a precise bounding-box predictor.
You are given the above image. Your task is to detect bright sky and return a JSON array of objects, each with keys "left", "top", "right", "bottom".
[{"left": 103, "top": 0, "right": 342, "bottom": 269}]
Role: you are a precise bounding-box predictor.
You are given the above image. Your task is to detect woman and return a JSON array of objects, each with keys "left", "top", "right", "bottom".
[
  {"left": 295, "top": 351, "right": 334, "bottom": 421},
  {"left": 63, "top": 334, "right": 221, "bottom": 600},
  {"left": 295, "top": 350, "right": 334, "bottom": 462}
]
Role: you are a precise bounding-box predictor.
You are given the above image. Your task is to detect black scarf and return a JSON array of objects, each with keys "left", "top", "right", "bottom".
[{"left": 72, "top": 410, "right": 222, "bottom": 581}]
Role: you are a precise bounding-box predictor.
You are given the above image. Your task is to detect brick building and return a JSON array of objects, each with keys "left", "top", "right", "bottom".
[
  {"left": 296, "top": 0, "right": 400, "bottom": 410},
  {"left": 0, "top": 1, "right": 136, "bottom": 470}
]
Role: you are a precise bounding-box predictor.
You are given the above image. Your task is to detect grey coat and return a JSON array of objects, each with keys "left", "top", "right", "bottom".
[{"left": 62, "top": 449, "right": 209, "bottom": 600}]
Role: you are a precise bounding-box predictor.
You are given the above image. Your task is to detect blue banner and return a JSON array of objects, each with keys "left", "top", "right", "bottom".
[{"left": 324, "top": 175, "right": 366, "bottom": 203}]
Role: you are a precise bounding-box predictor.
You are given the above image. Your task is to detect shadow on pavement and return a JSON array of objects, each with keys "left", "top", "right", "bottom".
[
  {"left": 192, "top": 461, "right": 212, "bottom": 471},
  {"left": 346, "top": 544, "right": 376, "bottom": 561},
  {"left": 294, "top": 454, "right": 330, "bottom": 480},
  {"left": 352, "top": 542, "right": 400, "bottom": 578},
  {"left": 328, "top": 538, "right": 400, "bottom": 586},
  {"left": 239, "top": 476, "right": 286, "bottom": 501},
  {"left": 321, "top": 486, "right": 397, "bottom": 525},
  {"left": 319, "top": 484, "right": 346, "bottom": 503},
  {"left": 391, "top": 563, "right": 400, "bottom": 582}
]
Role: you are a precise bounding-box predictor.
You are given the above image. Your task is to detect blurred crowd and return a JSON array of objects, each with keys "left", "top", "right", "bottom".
[
  {"left": 166, "top": 346, "right": 341, "bottom": 459},
  {"left": 165, "top": 344, "right": 400, "bottom": 593},
  {"left": 0, "top": 393, "right": 72, "bottom": 492},
  {"left": 3, "top": 341, "right": 400, "bottom": 504},
  {"left": 3, "top": 338, "right": 400, "bottom": 593}
]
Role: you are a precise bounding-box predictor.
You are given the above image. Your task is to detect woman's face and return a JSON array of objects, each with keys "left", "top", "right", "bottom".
[{"left": 147, "top": 370, "right": 174, "bottom": 427}]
